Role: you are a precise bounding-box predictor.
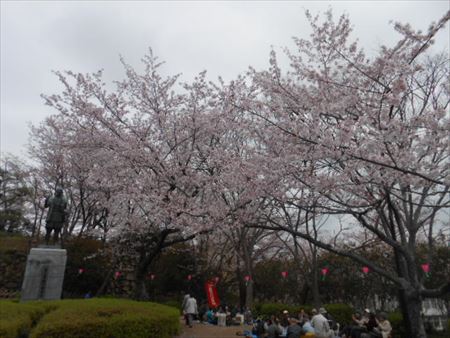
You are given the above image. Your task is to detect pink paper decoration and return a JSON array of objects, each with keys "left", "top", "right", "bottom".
[
  {"left": 421, "top": 263, "right": 430, "bottom": 273},
  {"left": 281, "top": 271, "right": 288, "bottom": 278},
  {"left": 362, "top": 266, "right": 369, "bottom": 274},
  {"left": 214, "top": 276, "right": 220, "bottom": 283},
  {"left": 78, "top": 268, "right": 85, "bottom": 274},
  {"left": 114, "top": 271, "right": 122, "bottom": 279},
  {"left": 187, "top": 274, "right": 192, "bottom": 281},
  {"left": 321, "top": 268, "right": 329, "bottom": 281},
  {"left": 244, "top": 275, "right": 251, "bottom": 282}
]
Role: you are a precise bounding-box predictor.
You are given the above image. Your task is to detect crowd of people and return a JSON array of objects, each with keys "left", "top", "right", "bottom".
[
  {"left": 181, "top": 294, "right": 392, "bottom": 338},
  {"left": 242, "top": 307, "right": 392, "bottom": 338}
]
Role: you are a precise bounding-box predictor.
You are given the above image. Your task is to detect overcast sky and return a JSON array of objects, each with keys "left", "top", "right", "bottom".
[{"left": 1, "top": 1, "right": 449, "bottom": 158}]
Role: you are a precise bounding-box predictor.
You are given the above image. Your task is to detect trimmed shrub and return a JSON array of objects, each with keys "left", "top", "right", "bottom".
[
  {"left": 323, "top": 303, "right": 353, "bottom": 326},
  {"left": 30, "top": 299, "right": 180, "bottom": 338},
  {"left": 163, "top": 299, "right": 181, "bottom": 312},
  {"left": 0, "top": 301, "right": 55, "bottom": 338},
  {"left": 0, "top": 298, "right": 180, "bottom": 338}
]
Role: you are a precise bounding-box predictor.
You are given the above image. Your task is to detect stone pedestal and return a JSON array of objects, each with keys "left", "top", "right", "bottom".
[{"left": 20, "top": 247, "right": 67, "bottom": 301}]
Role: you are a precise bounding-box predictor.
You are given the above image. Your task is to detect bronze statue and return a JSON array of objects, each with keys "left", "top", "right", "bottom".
[{"left": 44, "top": 187, "right": 68, "bottom": 245}]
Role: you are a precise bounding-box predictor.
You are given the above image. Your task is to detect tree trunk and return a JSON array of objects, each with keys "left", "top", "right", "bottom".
[
  {"left": 133, "top": 257, "right": 152, "bottom": 300},
  {"left": 402, "top": 289, "right": 427, "bottom": 338},
  {"left": 133, "top": 274, "right": 149, "bottom": 300},
  {"left": 245, "top": 280, "right": 254, "bottom": 309},
  {"left": 397, "top": 289, "right": 413, "bottom": 338},
  {"left": 311, "top": 251, "right": 320, "bottom": 308}
]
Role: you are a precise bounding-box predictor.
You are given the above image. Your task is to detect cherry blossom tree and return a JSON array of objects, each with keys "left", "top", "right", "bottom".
[
  {"left": 30, "top": 10, "right": 449, "bottom": 336},
  {"left": 244, "top": 10, "right": 449, "bottom": 338}
]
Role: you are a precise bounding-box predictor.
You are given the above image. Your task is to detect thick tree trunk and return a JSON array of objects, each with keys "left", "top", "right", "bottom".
[
  {"left": 133, "top": 274, "right": 149, "bottom": 300},
  {"left": 238, "top": 279, "right": 246, "bottom": 309},
  {"left": 402, "top": 289, "right": 427, "bottom": 338},
  {"left": 397, "top": 289, "right": 413, "bottom": 338}
]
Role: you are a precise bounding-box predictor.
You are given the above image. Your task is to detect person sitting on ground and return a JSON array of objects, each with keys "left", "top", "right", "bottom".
[
  {"left": 280, "top": 310, "right": 290, "bottom": 336},
  {"left": 361, "top": 313, "right": 392, "bottom": 338},
  {"left": 350, "top": 309, "right": 370, "bottom": 338},
  {"left": 266, "top": 316, "right": 283, "bottom": 338},
  {"left": 298, "top": 308, "right": 307, "bottom": 325},
  {"left": 206, "top": 308, "right": 217, "bottom": 325},
  {"left": 301, "top": 314, "right": 315, "bottom": 335},
  {"left": 287, "top": 317, "right": 303, "bottom": 338},
  {"left": 252, "top": 317, "right": 266, "bottom": 338},
  {"left": 244, "top": 307, "right": 253, "bottom": 325},
  {"left": 365, "top": 313, "right": 378, "bottom": 333}
]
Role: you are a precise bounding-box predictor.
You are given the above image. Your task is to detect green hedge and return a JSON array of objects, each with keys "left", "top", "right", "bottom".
[
  {"left": 322, "top": 303, "right": 353, "bottom": 326},
  {"left": 0, "top": 298, "right": 180, "bottom": 338},
  {"left": 0, "top": 301, "right": 56, "bottom": 338}
]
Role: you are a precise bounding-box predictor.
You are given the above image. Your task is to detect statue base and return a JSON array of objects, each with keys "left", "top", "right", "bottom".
[{"left": 20, "top": 247, "right": 67, "bottom": 301}]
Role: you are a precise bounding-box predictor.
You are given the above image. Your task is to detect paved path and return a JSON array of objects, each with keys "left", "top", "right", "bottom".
[{"left": 175, "top": 318, "right": 253, "bottom": 338}]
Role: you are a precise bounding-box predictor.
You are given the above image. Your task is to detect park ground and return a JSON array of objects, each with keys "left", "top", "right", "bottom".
[{"left": 175, "top": 317, "right": 253, "bottom": 338}]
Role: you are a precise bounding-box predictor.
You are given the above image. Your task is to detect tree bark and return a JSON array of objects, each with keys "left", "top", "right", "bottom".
[
  {"left": 402, "top": 288, "right": 427, "bottom": 338},
  {"left": 245, "top": 280, "right": 254, "bottom": 309}
]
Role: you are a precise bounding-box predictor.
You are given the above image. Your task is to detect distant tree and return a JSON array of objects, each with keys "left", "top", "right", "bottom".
[{"left": 0, "top": 156, "right": 33, "bottom": 233}]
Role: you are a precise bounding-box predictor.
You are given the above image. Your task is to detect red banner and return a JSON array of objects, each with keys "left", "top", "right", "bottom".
[{"left": 205, "top": 281, "right": 220, "bottom": 309}]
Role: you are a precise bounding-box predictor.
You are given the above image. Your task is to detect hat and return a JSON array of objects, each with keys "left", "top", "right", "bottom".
[{"left": 319, "top": 307, "right": 327, "bottom": 314}]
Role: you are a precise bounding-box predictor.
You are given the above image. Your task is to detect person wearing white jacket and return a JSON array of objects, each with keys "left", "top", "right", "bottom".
[
  {"left": 183, "top": 295, "right": 198, "bottom": 328},
  {"left": 311, "top": 308, "right": 333, "bottom": 338}
]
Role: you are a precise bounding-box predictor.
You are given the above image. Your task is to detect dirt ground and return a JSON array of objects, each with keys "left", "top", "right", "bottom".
[{"left": 174, "top": 317, "right": 253, "bottom": 338}]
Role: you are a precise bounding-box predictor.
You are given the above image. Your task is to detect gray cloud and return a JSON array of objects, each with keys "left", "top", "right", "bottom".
[{"left": 1, "top": 1, "right": 449, "bottom": 157}]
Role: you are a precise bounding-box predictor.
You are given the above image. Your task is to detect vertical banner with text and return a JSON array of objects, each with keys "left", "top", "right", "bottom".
[{"left": 204, "top": 281, "right": 220, "bottom": 309}]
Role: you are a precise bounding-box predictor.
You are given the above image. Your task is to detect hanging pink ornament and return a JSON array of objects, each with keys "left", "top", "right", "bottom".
[
  {"left": 114, "top": 271, "right": 122, "bottom": 279},
  {"left": 281, "top": 271, "right": 288, "bottom": 278},
  {"left": 362, "top": 266, "right": 370, "bottom": 274},
  {"left": 78, "top": 268, "right": 85, "bottom": 275},
  {"left": 187, "top": 274, "right": 192, "bottom": 281},
  {"left": 321, "top": 268, "right": 329, "bottom": 281},
  {"left": 421, "top": 263, "right": 430, "bottom": 278},
  {"left": 214, "top": 276, "right": 220, "bottom": 284},
  {"left": 244, "top": 275, "right": 251, "bottom": 282}
]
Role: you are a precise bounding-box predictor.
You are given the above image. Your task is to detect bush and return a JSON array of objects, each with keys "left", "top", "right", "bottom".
[
  {"left": 163, "top": 299, "right": 181, "bottom": 312},
  {"left": 0, "top": 301, "right": 55, "bottom": 338},
  {"left": 323, "top": 303, "right": 353, "bottom": 326},
  {"left": 388, "top": 312, "right": 406, "bottom": 338},
  {"left": 0, "top": 298, "right": 180, "bottom": 338},
  {"left": 30, "top": 299, "right": 180, "bottom": 338}
]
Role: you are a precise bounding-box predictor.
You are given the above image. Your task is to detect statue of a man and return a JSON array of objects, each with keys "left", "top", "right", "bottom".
[{"left": 44, "top": 187, "right": 68, "bottom": 245}]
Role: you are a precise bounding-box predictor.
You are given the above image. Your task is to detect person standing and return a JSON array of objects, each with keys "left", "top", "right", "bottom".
[
  {"left": 182, "top": 293, "right": 190, "bottom": 325},
  {"left": 183, "top": 294, "right": 198, "bottom": 328}
]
